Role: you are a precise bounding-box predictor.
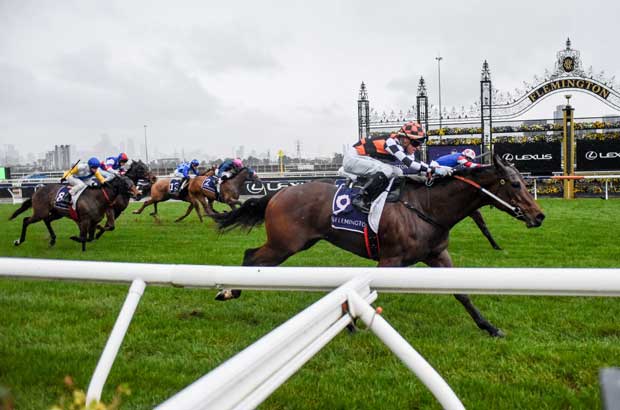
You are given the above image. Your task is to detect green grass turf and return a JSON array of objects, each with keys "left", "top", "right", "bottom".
[{"left": 0, "top": 198, "right": 619, "bottom": 409}]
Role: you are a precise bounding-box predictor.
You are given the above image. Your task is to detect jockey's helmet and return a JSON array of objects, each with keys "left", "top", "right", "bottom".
[
  {"left": 397, "top": 121, "right": 426, "bottom": 145},
  {"left": 232, "top": 158, "right": 243, "bottom": 168},
  {"left": 462, "top": 149, "right": 476, "bottom": 160},
  {"left": 118, "top": 152, "right": 128, "bottom": 163},
  {"left": 190, "top": 159, "right": 200, "bottom": 167},
  {"left": 88, "top": 157, "right": 100, "bottom": 169}
]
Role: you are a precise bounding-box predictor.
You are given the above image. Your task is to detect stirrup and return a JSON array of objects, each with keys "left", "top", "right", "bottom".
[{"left": 352, "top": 196, "right": 370, "bottom": 213}]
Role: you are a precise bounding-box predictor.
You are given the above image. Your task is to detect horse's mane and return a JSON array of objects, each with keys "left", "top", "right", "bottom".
[
  {"left": 452, "top": 164, "right": 496, "bottom": 178},
  {"left": 403, "top": 165, "right": 498, "bottom": 189}
]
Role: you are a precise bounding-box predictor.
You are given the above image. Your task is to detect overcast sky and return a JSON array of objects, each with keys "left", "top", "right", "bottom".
[{"left": 2, "top": 0, "right": 619, "bottom": 162}]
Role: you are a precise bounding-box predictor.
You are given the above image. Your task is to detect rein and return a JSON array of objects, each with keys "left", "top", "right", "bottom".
[
  {"left": 398, "top": 199, "right": 447, "bottom": 230},
  {"left": 452, "top": 175, "right": 524, "bottom": 219},
  {"left": 101, "top": 186, "right": 113, "bottom": 206}
]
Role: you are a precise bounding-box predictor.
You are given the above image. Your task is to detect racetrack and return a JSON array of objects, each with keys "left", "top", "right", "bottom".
[{"left": 1, "top": 199, "right": 619, "bottom": 409}]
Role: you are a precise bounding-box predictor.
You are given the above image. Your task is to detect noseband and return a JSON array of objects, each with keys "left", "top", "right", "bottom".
[{"left": 452, "top": 175, "right": 524, "bottom": 219}]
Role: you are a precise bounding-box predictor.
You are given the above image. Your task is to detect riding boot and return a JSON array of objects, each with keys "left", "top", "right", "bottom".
[
  {"left": 352, "top": 172, "right": 388, "bottom": 213},
  {"left": 178, "top": 177, "right": 188, "bottom": 197}
]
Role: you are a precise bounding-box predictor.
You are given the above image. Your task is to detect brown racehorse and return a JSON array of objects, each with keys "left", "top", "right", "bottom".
[
  {"left": 96, "top": 160, "right": 158, "bottom": 238},
  {"left": 175, "top": 167, "right": 261, "bottom": 222},
  {"left": 132, "top": 167, "right": 215, "bottom": 222},
  {"left": 213, "top": 155, "right": 545, "bottom": 337},
  {"left": 10, "top": 176, "right": 139, "bottom": 251}
]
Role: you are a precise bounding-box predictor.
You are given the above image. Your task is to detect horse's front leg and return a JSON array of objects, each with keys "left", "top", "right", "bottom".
[
  {"left": 469, "top": 210, "right": 502, "bottom": 250},
  {"left": 175, "top": 203, "right": 194, "bottom": 222},
  {"left": 425, "top": 250, "right": 505, "bottom": 338},
  {"left": 132, "top": 198, "right": 153, "bottom": 214},
  {"left": 227, "top": 199, "right": 242, "bottom": 210}
]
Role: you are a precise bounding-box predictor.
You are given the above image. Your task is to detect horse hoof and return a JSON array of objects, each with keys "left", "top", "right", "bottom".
[
  {"left": 490, "top": 329, "right": 506, "bottom": 338},
  {"left": 215, "top": 289, "right": 241, "bottom": 301},
  {"left": 49, "top": 240, "right": 56, "bottom": 247},
  {"left": 132, "top": 210, "right": 140, "bottom": 214},
  {"left": 13, "top": 239, "right": 20, "bottom": 246}
]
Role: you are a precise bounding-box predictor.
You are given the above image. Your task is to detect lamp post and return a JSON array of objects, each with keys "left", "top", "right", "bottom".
[
  {"left": 435, "top": 55, "right": 443, "bottom": 131},
  {"left": 143, "top": 125, "right": 149, "bottom": 164}
]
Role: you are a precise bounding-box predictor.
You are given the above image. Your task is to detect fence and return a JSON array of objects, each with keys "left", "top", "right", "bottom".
[{"left": 2, "top": 257, "right": 620, "bottom": 408}]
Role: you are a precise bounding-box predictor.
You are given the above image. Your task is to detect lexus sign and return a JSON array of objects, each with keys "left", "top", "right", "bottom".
[
  {"left": 577, "top": 140, "right": 620, "bottom": 171},
  {"left": 494, "top": 142, "right": 561, "bottom": 175}
]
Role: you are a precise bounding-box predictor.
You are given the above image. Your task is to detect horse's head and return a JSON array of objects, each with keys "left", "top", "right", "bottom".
[
  {"left": 126, "top": 160, "right": 157, "bottom": 184},
  {"left": 490, "top": 155, "right": 545, "bottom": 228},
  {"left": 107, "top": 175, "right": 140, "bottom": 198},
  {"left": 246, "top": 167, "right": 260, "bottom": 182},
  {"left": 231, "top": 167, "right": 259, "bottom": 182}
]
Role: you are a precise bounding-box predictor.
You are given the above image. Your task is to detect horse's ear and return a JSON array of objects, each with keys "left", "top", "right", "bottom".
[{"left": 493, "top": 154, "right": 502, "bottom": 167}]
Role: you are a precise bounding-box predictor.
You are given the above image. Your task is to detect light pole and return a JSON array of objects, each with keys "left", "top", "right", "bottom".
[
  {"left": 435, "top": 55, "right": 443, "bottom": 131},
  {"left": 144, "top": 125, "right": 149, "bottom": 164}
]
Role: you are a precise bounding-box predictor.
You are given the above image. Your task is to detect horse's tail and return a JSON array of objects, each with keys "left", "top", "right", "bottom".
[
  {"left": 9, "top": 198, "right": 32, "bottom": 220},
  {"left": 213, "top": 193, "right": 275, "bottom": 233}
]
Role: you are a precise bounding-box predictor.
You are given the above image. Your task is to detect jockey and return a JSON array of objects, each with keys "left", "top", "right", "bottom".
[
  {"left": 435, "top": 149, "right": 482, "bottom": 169},
  {"left": 61, "top": 157, "right": 110, "bottom": 199},
  {"left": 174, "top": 159, "right": 200, "bottom": 193},
  {"left": 343, "top": 121, "right": 452, "bottom": 211},
  {"left": 102, "top": 152, "right": 129, "bottom": 175},
  {"left": 216, "top": 158, "right": 244, "bottom": 192}
]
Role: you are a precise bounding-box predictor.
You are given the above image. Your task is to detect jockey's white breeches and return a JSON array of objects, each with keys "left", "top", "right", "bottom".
[
  {"left": 66, "top": 176, "right": 89, "bottom": 196},
  {"left": 342, "top": 146, "right": 403, "bottom": 178}
]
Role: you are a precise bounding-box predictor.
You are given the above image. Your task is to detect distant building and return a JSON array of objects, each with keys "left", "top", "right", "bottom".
[
  {"left": 42, "top": 144, "right": 72, "bottom": 170},
  {"left": 553, "top": 105, "right": 565, "bottom": 124}
]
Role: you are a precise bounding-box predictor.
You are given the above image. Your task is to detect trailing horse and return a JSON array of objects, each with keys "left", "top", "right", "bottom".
[
  {"left": 176, "top": 167, "right": 261, "bottom": 222},
  {"left": 132, "top": 168, "right": 214, "bottom": 222},
  {"left": 96, "top": 160, "right": 157, "bottom": 238},
  {"left": 213, "top": 155, "right": 545, "bottom": 337},
  {"left": 133, "top": 167, "right": 259, "bottom": 222},
  {"left": 10, "top": 176, "right": 139, "bottom": 251}
]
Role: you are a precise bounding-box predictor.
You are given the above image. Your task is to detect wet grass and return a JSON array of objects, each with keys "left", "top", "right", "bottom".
[{"left": 1, "top": 198, "right": 619, "bottom": 409}]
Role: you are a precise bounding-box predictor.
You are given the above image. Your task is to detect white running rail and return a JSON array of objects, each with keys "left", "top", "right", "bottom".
[{"left": 2, "top": 257, "right": 620, "bottom": 408}]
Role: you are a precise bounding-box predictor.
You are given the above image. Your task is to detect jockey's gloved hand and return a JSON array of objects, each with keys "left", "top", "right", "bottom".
[
  {"left": 429, "top": 160, "right": 440, "bottom": 168},
  {"left": 430, "top": 166, "right": 453, "bottom": 177},
  {"left": 90, "top": 181, "right": 100, "bottom": 187}
]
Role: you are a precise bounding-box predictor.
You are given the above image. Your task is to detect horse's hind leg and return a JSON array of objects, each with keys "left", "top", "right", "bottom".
[
  {"left": 243, "top": 245, "right": 292, "bottom": 267},
  {"left": 425, "top": 250, "right": 504, "bottom": 338},
  {"left": 43, "top": 218, "right": 57, "bottom": 246},
  {"left": 14, "top": 215, "right": 38, "bottom": 246},
  {"left": 215, "top": 240, "right": 316, "bottom": 301}
]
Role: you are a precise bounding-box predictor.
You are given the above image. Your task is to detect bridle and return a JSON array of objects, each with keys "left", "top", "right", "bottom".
[{"left": 452, "top": 174, "right": 525, "bottom": 219}]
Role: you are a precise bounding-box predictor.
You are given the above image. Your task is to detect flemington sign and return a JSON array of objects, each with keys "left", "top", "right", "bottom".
[{"left": 527, "top": 79, "right": 611, "bottom": 103}]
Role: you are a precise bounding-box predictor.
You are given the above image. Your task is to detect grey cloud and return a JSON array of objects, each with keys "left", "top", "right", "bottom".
[{"left": 187, "top": 26, "right": 281, "bottom": 74}]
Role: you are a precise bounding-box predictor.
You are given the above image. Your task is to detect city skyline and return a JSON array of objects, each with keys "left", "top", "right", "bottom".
[{"left": 2, "top": 1, "right": 620, "bottom": 164}]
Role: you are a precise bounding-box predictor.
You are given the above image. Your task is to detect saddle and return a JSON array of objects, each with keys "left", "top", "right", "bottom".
[{"left": 349, "top": 176, "right": 403, "bottom": 205}]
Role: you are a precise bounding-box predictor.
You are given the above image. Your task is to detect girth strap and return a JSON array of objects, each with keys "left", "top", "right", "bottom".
[{"left": 398, "top": 199, "right": 447, "bottom": 231}]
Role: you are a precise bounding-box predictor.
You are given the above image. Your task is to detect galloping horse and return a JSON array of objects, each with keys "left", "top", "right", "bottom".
[
  {"left": 175, "top": 167, "right": 261, "bottom": 222},
  {"left": 132, "top": 168, "right": 214, "bottom": 222},
  {"left": 96, "top": 160, "right": 157, "bottom": 238},
  {"left": 10, "top": 176, "right": 139, "bottom": 251},
  {"left": 213, "top": 156, "right": 545, "bottom": 337}
]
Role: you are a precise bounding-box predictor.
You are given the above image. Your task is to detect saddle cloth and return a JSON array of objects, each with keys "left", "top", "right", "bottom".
[
  {"left": 332, "top": 178, "right": 396, "bottom": 233},
  {"left": 330, "top": 183, "right": 382, "bottom": 259},
  {"left": 54, "top": 186, "right": 79, "bottom": 220},
  {"left": 201, "top": 176, "right": 218, "bottom": 193},
  {"left": 169, "top": 179, "right": 181, "bottom": 194}
]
